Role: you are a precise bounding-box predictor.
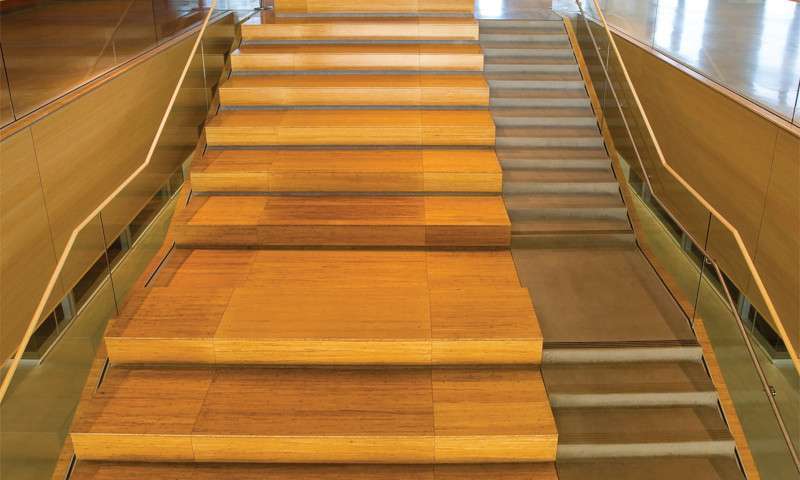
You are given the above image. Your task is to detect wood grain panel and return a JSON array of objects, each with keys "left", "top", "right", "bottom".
[
  {"left": 0, "top": 129, "right": 63, "bottom": 359},
  {"left": 231, "top": 45, "right": 483, "bottom": 72},
  {"left": 241, "top": 17, "right": 478, "bottom": 41},
  {"left": 71, "top": 367, "right": 555, "bottom": 463},
  {"left": 424, "top": 196, "right": 511, "bottom": 246},
  {"left": 219, "top": 74, "right": 488, "bottom": 107},
  {"left": 192, "top": 149, "right": 500, "bottom": 193},
  {"left": 273, "top": 0, "right": 473, "bottom": 14},
  {"left": 0, "top": 53, "right": 13, "bottom": 126},
  {"left": 750, "top": 130, "right": 799, "bottom": 353}
]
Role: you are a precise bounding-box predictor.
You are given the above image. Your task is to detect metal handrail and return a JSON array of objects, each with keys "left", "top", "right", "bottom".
[
  {"left": 0, "top": 1, "right": 218, "bottom": 403},
  {"left": 572, "top": 0, "right": 800, "bottom": 471},
  {"left": 576, "top": 0, "right": 799, "bottom": 375}
]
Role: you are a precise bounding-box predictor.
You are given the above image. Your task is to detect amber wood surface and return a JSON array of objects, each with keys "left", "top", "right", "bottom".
[
  {"left": 241, "top": 16, "right": 479, "bottom": 41},
  {"left": 205, "top": 110, "right": 495, "bottom": 146},
  {"left": 273, "top": 0, "right": 474, "bottom": 14},
  {"left": 192, "top": 149, "right": 501, "bottom": 193},
  {"left": 105, "top": 248, "right": 540, "bottom": 365},
  {"left": 70, "top": 462, "right": 559, "bottom": 479},
  {"left": 71, "top": 367, "right": 556, "bottom": 463},
  {"left": 219, "top": 74, "right": 489, "bottom": 106},
  {"left": 173, "top": 195, "right": 510, "bottom": 247},
  {"left": 230, "top": 45, "right": 483, "bottom": 72}
]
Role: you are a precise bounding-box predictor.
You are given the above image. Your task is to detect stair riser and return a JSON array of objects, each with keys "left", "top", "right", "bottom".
[
  {"left": 483, "top": 49, "right": 573, "bottom": 58},
  {"left": 504, "top": 182, "right": 619, "bottom": 195},
  {"left": 480, "top": 20, "right": 565, "bottom": 29},
  {"left": 231, "top": 53, "right": 484, "bottom": 72},
  {"left": 492, "top": 98, "right": 591, "bottom": 107},
  {"left": 191, "top": 172, "right": 502, "bottom": 194},
  {"left": 106, "top": 339, "right": 542, "bottom": 366},
  {"left": 543, "top": 347, "right": 705, "bottom": 364},
  {"left": 205, "top": 126, "right": 495, "bottom": 147},
  {"left": 512, "top": 233, "right": 636, "bottom": 247},
  {"left": 219, "top": 87, "right": 489, "bottom": 107},
  {"left": 500, "top": 158, "right": 610, "bottom": 170},
  {"left": 486, "top": 64, "right": 579, "bottom": 73},
  {"left": 507, "top": 207, "right": 629, "bottom": 221},
  {"left": 174, "top": 225, "right": 510, "bottom": 248},
  {"left": 273, "top": 0, "right": 474, "bottom": 14},
  {"left": 549, "top": 392, "right": 719, "bottom": 408},
  {"left": 494, "top": 117, "right": 596, "bottom": 127},
  {"left": 243, "top": 24, "right": 479, "bottom": 42},
  {"left": 489, "top": 79, "right": 584, "bottom": 89},
  {"left": 498, "top": 137, "right": 604, "bottom": 148},
  {"left": 480, "top": 34, "right": 569, "bottom": 43},
  {"left": 556, "top": 441, "right": 737, "bottom": 460}
]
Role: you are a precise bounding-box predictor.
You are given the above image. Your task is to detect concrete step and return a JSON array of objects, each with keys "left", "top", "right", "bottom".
[
  {"left": 512, "top": 217, "right": 631, "bottom": 235},
  {"left": 503, "top": 169, "right": 618, "bottom": 194},
  {"left": 543, "top": 361, "right": 718, "bottom": 407},
  {"left": 486, "top": 72, "right": 584, "bottom": 89},
  {"left": 480, "top": 31, "right": 569, "bottom": 43},
  {"left": 543, "top": 345, "right": 705, "bottom": 364},
  {"left": 554, "top": 405, "right": 736, "bottom": 459},
  {"left": 491, "top": 89, "right": 590, "bottom": 107},
  {"left": 485, "top": 56, "right": 579, "bottom": 73},
  {"left": 498, "top": 126, "right": 603, "bottom": 148},
  {"left": 504, "top": 193, "right": 627, "bottom": 222},
  {"left": 557, "top": 457, "right": 744, "bottom": 480},
  {"left": 481, "top": 42, "right": 574, "bottom": 58},
  {"left": 479, "top": 20, "right": 566, "bottom": 30},
  {"left": 500, "top": 156, "right": 610, "bottom": 170}
]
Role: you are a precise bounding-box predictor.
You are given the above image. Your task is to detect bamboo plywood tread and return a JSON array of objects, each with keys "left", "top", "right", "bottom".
[
  {"left": 230, "top": 45, "right": 483, "bottom": 72},
  {"left": 205, "top": 110, "right": 495, "bottom": 147},
  {"left": 71, "top": 367, "right": 557, "bottom": 463},
  {"left": 71, "top": 462, "right": 559, "bottom": 480},
  {"left": 241, "top": 16, "right": 479, "bottom": 41},
  {"left": 273, "top": 0, "right": 474, "bottom": 15},
  {"left": 173, "top": 196, "right": 510, "bottom": 247},
  {"left": 219, "top": 74, "right": 489, "bottom": 107},
  {"left": 191, "top": 149, "right": 501, "bottom": 193}
]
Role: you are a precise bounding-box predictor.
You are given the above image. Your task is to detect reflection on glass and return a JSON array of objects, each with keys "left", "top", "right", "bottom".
[{"left": 602, "top": 0, "right": 800, "bottom": 120}]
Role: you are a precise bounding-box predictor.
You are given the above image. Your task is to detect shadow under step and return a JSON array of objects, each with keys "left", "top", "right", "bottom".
[
  {"left": 192, "top": 149, "right": 501, "bottom": 193},
  {"left": 70, "top": 463, "right": 561, "bottom": 479},
  {"left": 71, "top": 366, "right": 558, "bottom": 463},
  {"left": 557, "top": 456, "right": 744, "bottom": 480},
  {"left": 543, "top": 361, "right": 718, "bottom": 408},
  {"left": 174, "top": 195, "right": 510, "bottom": 247},
  {"left": 554, "top": 405, "right": 736, "bottom": 459}
]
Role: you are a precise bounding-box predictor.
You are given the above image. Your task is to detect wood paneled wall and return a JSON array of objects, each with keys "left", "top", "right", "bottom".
[
  {"left": 0, "top": 14, "right": 235, "bottom": 361},
  {"left": 609, "top": 32, "right": 800, "bottom": 356}
]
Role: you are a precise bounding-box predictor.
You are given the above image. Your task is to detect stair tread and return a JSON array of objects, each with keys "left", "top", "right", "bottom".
[
  {"left": 505, "top": 193, "right": 624, "bottom": 209},
  {"left": 107, "top": 248, "right": 541, "bottom": 365},
  {"left": 492, "top": 107, "right": 594, "bottom": 117},
  {"left": 486, "top": 56, "right": 576, "bottom": 65},
  {"left": 498, "top": 126, "right": 599, "bottom": 138},
  {"left": 512, "top": 218, "right": 631, "bottom": 233},
  {"left": 192, "top": 149, "right": 501, "bottom": 193},
  {"left": 205, "top": 109, "right": 495, "bottom": 147},
  {"left": 497, "top": 147, "right": 608, "bottom": 159},
  {"left": 485, "top": 72, "right": 582, "bottom": 81},
  {"left": 231, "top": 44, "right": 484, "bottom": 72},
  {"left": 242, "top": 16, "right": 479, "bottom": 41},
  {"left": 543, "top": 361, "right": 716, "bottom": 395},
  {"left": 504, "top": 169, "right": 614, "bottom": 183},
  {"left": 174, "top": 195, "right": 510, "bottom": 247},
  {"left": 72, "top": 462, "right": 560, "bottom": 480},
  {"left": 481, "top": 41, "right": 572, "bottom": 49},
  {"left": 554, "top": 405, "right": 734, "bottom": 444},
  {"left": 557, "top": 457, "right": 744, "bottom": 480},
  {"left": 493, "top": 89, "right": 588, "bottom": 100},
  {"left": 71, "top": 366, "right": 558, "bottom": 462},
  {"left": 219, "top": 74, "right": 489, "bottom": 106}
]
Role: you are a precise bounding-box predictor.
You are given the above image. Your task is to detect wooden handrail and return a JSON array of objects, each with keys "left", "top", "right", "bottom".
[
  {"left": 579, "top": 0, "right": 799, "bottom": 376},
  {"left": 0, "top": 1, "right": 218, "bottom": 403}
]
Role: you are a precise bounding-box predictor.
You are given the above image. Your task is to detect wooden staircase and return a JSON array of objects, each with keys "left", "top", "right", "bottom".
[{"left": 67, "top": 3, "right": 557, "bottom": 478}]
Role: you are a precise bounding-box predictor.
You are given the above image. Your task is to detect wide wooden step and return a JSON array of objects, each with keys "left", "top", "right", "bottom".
[
  {"left": 191, "top": 149, "right": 501, "bottom": 193},
  {"left": 230, "top": 45, "right": 483, "bottom": 72},
  {"left": 106, "top": 248, "right": 539, "bottom": 365},
  {"left": 204, "top": 110, "right": 496, "bottom": 146},
  {"left": 173, "top": 196, "right": 510, "bottom": 247},
  {"left": 242, "top": 16, "right": 479, "bottom": 41},
  {"left": 273, "top": 0, "right": 473, "bottom": 15},
  {"left": 219, "top": 74, "right": 489, "bottom": 106},
  {"left": 71, "top": 367, "right": 557, "bottom": 463},
  {"left": 71, "top": 463, "right": 560, "bottom": 480}
]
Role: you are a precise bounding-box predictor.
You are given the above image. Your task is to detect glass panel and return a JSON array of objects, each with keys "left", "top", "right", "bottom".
[
  {"left": 602, "top": 0, "right": 658, "bottom": 43},
  {"left": 694, "top": 262, "right": 799, "bottom": 478}
]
